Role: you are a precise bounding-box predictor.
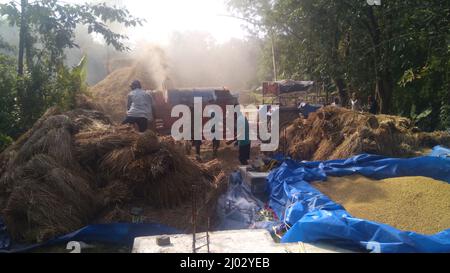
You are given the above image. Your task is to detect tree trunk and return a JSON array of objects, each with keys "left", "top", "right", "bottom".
[
  {"left": 270, "top": 32, "right": 278, "bottom": 81},
  {"left": 366, "top": 6, "right": 393, "bottom": 114},
  {"left": 18, "top": 0, "right": 28, "bottom": 76},
  {"left": 376, "top": 72, "right": 393, "bottom": 114},
  {"left": 334, "top": 78, "right": 349, "bottom": 107},
  {"left": 25, "top": 33, "right": 33, "bottom": 72}
]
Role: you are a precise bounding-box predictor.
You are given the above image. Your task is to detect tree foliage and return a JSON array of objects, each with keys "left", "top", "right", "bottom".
[
  {"left": 228, "top": 0, "right": 450, "bottom": 130},
  {"left": 0, "top": 55, "right": 20, "bottom": 139},
  {"left": 0, "top": 1, "right": 143, "bottom": 145},
  {"left": 0, "top": 0, "right": 143, "bottom": 71}
]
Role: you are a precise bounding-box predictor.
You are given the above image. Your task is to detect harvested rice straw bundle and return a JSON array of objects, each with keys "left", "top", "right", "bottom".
[{"left": 283, "top": 106, "right": 450, "bottom": 161}]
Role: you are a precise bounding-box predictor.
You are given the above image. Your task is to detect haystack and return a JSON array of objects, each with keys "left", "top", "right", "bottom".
[
  {"left": 283, "top": 106, "right": 450, "bottom": 161},
  {"left": 0, "top": 98, "right": 224, "bottom": 243},
  {"left": 0, "top": 109, "right": 100, "bottom": 242}
]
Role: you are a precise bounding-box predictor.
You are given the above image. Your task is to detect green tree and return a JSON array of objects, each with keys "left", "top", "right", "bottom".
[
  {"left": 0, "top": 0, "right": 144, "bottom": 136},
  {"left": 0, "top": 0, "right": 144, "bottom": 75},
  {"left": 0, "top": 54, "right": 20, "bottom": 138},
  {"left": 228, "top": 0, "right": 450, "bottom": 129}
]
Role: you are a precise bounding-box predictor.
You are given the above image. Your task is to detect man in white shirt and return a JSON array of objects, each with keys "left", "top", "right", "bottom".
[
  {"left": 350, "top": 92, "right": 362, "bottom": 112},
  {"left": 331, "top": 97, "right": 341, "bottom": 107},
  {"left": 122, "top": 80, "right": 155, "bottom": 132}
]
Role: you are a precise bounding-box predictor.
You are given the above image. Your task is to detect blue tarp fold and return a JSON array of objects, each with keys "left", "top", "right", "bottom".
[
  {"left": 0, "top": 223, "right": 179, "bottom": 253},
  {"left": 268, "top": 153, "right": 450, "bottom": 253},
  {"left": 216, "top": 171, "right": 264, "bottom": 230},
  {"left": 430, "top": 146, "right": 450, "bottom": 159},
  {"left": 0, "top": 218, "right": 11, "bottom": 250}
]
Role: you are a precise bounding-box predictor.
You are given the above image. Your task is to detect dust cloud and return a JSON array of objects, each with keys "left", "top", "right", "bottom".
[{"left": 73, "top": 31, "right": 262, "bottom": 92}]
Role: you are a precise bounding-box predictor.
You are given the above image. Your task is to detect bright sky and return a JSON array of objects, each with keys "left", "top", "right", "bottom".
[
  {"left": 1, "top": 0, "right": 247, "bottom": 43},
  {"left": 53, "top": 0, "right": 246, "bottom": 44},
  {"left": 0, "top": 0, "right": 248, "bottom": 44},
  {"left": 123, "top": 0, "right": 247, "bottom": 44}
]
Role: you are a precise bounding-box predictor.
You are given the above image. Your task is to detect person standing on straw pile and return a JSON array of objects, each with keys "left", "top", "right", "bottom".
[
  {"left": 367, "top": 95, "right": 379, "bottom": 115},
  {"left": 350, "top": 92, "right": 362, "bottom": 112},
  {"left": 122, "top": 80, "right": 155, "bottom": 132},
  {"left": 237, "top": 115, "right": 251, "bottom": 165},
  {"left": 208, "top": 111, "right": 221, "bottom": 159},
  {"left": 227, "top": 109, "right": 251, "bottom": 165},
  {"left": 331, "top": 97, "right": 341, "bottom": 107}
]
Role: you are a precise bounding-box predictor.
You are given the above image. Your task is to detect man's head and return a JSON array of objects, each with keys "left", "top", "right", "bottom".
[{"left": 130, "top": 80, "right": 142, "bottom": 90}]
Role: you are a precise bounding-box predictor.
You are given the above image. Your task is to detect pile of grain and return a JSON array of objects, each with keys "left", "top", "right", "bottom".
[
  {"left": 283, "top": 106, "right": 450, "bottom": 161},
  {"left": 0, "top": 99, "right": 224, "bottom": 243},
  {"left": 312, "top": 176, "right": 450, "bottom": 235}
]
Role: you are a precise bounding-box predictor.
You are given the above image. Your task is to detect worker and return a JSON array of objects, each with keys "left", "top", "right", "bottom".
[
  {"left": 368, "top": 95, "right": 379, "bottom": 115},
  {"left": 226, "top": 110, "right": 251, "bottom": 165},
  {"left": 122, "top": 80, "right": 154, "bottom": 133},
  {"left": 193, "top": 140, "right": 202, "bottom": 160},
  {"left": 190, "top": 106, "right": 203, "bottom": 161},
  {"left": 238, "top": 114, "right": 251, "bottom": 165},
  {"left": 350, "top": 92, "right": 362, "bottom": 112},
  {"left": 331, "top": 97, "right": 341, "bottom": 107},
  {"left": 210, "top": 112, "right": 220, "bottom": 158}
]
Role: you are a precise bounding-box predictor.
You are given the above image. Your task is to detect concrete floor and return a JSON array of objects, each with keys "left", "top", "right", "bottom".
[{"left": 132, "top": 229, "right": 354, "bottom": 253}]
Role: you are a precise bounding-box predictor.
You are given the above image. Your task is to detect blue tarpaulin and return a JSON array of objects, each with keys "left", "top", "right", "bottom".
[
  {"left": 267, "top": 153, "right": 450, "bottom": 253},
  {"left": 216, "top": 172, "right": 264, "bottom": 230},
  {"left": 0, "top": 223, "right": 180, "bottom": 253},
  {"left": 0, "top": 218, "right": 10, "bottom": 250},
  {"left": 298, "top": 103, "right": 322, "bottom": 118},
  {"left": 430, "top": 146, "right": 450, "bottom": 159}
]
